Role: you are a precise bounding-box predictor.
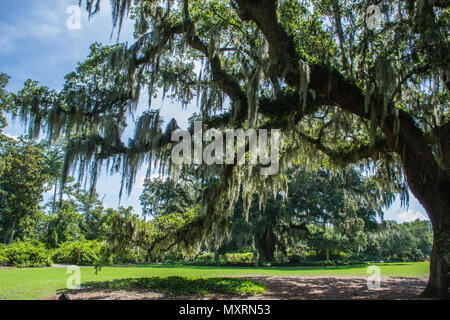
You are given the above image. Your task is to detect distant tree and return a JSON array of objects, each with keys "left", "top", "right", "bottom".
[
  {"left": 100, "top": 206, "right": 201, "bottom": 265},
  {"left": 369, "top": 221, "right": 416, "bottom": 260},
  {"left": 367, "top": 220, "right": 432, "bottom": 261},
  {"left": 37, "top": 140, "right": 66, "bottom": 214},
  {"left": 223, "top": 166, "right": 391, "bottom": 263},
  {"left": 405, "top": 219, "right": 433, "bottom": 260},
  {"left": 44, "top": 201, "right": 84, "bottom": 247},
  {"left": 140, "top": 173, "right": 201, "bottom": 217},
  {"left": 353, "top": 230, "right": 368, "bottom": 257},
  {"left": 367, "top": 219, "right": 433, "bottom": 261},
  {"left": 63, "top": 183, "right": 107, "bottom": 240},
  {"left": 0, "top": 73, "right": 14, "bottom": 143},
  {"left": 42, "top": 182, "right": 109, "bottom": 245},
  {"left": 0, "top": 139, "right": 50, "bottom": 244},
  {"left": 306, "top": 224, "right": 350, "bottom": 261}
]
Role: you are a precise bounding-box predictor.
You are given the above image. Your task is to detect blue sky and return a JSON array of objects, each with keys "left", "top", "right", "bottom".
[{"left": 0, "top": 0, "right": 428, "bottom": 222}]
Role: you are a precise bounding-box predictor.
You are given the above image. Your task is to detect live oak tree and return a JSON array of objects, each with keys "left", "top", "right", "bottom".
[
  {"left": 10, "top": 0, "right": 450, "bottom": 297},
  {"left": 138, "top": 165, "right": 388, "bottom": 263},
  {"left": 224, "top": 166, "right": 391, "bottom": 263}
]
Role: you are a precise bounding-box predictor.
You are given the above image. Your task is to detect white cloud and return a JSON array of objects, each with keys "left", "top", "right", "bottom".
[
  {"left": 0, "top": 24, "right": 24, "bottom": 54},
  {"left": 397, "top": 209, "right": 427, "bottom": 223},
  {"left": 138, "top": 172, "right": 168, "bottom": 187},
  {"left": 0, "top": 3, "right": 64, "bottom": 55},
  {"left": 3, "top": 132, "right": 18, "bottom": 140}
]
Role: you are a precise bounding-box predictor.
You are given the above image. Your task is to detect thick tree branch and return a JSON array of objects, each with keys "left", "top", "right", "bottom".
[
  {"left": 182, "top": 0, "right": 248, "bottom": 124},
  {"left": 331, "top": 0, "right": 350, "bottom": 72},
  {"left": 299, "top": 131, "right": 394, "bottom": 166},
  {"left": 133, "top": 24, "right": 184, "bottom": 66},
  {"left": 233, "top": 0, "right": 439, "bottom": 160}
]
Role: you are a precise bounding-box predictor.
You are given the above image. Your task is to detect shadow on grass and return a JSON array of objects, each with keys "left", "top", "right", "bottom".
[
  {"left": 57, "top": 276, "right": 266, "bottom": 297},
  {"left": 106, "top": 263, "right": 373, "bottom": 271},
  {"left": 373, "top": 263, "right": 417, "bottom": 266},
  {"left": 54, "top": 275, "right": 430, "bottom": 300}
]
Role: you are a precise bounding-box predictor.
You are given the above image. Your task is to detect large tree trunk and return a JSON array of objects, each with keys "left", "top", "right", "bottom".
[
  {"left": 7, "top": 217, "right": 17, "bottom": 245},
  {"left": 52, "top": 178, "right": 58, "bottom": 214},
  {"left": 214, "top": 250, "right": 220, "bottom": 264},
  {"left": 3, "top": 228, "right": 9, "bottom": 245},
  {"left": 414, "top": 195, "right": 450, "bottom": 298},
  {"left": 255, "top": 229, "right": 275, "bottom": 264},
  {"left": 423, "top": 231, "right": 450, "bottom": 298},
  {"left": 402, "top": 147, "right": 450, "bottom": 299}
]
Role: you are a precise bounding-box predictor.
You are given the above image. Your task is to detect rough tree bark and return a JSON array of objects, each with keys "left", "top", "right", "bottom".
[
  {"left": 255, "top": 228, "right": 276, "bottom": 264},
  {"left": 7, "top": 216, "right": 17, "bottom": 245},
  {"left": 403, "top": 152, "right": 450, "bottom": 298}
]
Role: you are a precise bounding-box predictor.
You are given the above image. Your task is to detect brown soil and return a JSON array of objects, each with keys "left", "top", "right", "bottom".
[{"left": 42, "top": 276, "right": 431, "bottom": 300}]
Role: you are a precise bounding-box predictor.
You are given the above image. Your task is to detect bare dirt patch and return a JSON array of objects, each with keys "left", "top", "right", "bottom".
[
  {"left": 247, "top": 276, "right": 429, "bottom": 300},
  {"left": 42, "top": 276, "right": 430, "bottom": 300}
]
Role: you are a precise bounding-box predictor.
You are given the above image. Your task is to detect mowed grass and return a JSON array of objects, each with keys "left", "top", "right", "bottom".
[{"left": 0, "top": 262, "right": 429, "bottom": 300}]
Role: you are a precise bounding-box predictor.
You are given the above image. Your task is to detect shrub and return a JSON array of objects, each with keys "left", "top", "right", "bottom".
[
  {"left": 329, "top": 250, "right": 351, "bottom": 260},
  {"left": 196, "top": 253, "right": 215, "bottom": 263},
  {"left": 220, "top": 252, "right": 255, "bottom": 265},
  {"left": 106, "top": 249, "right": 147, "bottom": 265},
  {"left": 0, "top": 247, "right": 7, "bottom": 266},
  {"left": 160, "top": 252, "right": 185, "bottom": 264},
  {"left": 191, "top": 252, "right": 255, "bottom": 266},
  {"left": 87, "top": 276, "right": 266, "bottom": 296},
  {"left": 52, "top": 240, "right": 102, "bottom": 265},
  {"left": 287, "top": 254, "right": 305, "bottom": 264},
  {"left": 0, "top": 241, "right": 52, "bottom": 267}
]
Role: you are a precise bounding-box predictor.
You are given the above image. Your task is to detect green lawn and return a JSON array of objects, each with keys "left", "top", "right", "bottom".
[{"left": 0, "top": 262, "right": 429, "bottom": 300}]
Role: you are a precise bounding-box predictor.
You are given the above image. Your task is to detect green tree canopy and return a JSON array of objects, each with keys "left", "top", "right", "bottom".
[{"left": 0, "top": 139, "right": 50, "bottom": 244}]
